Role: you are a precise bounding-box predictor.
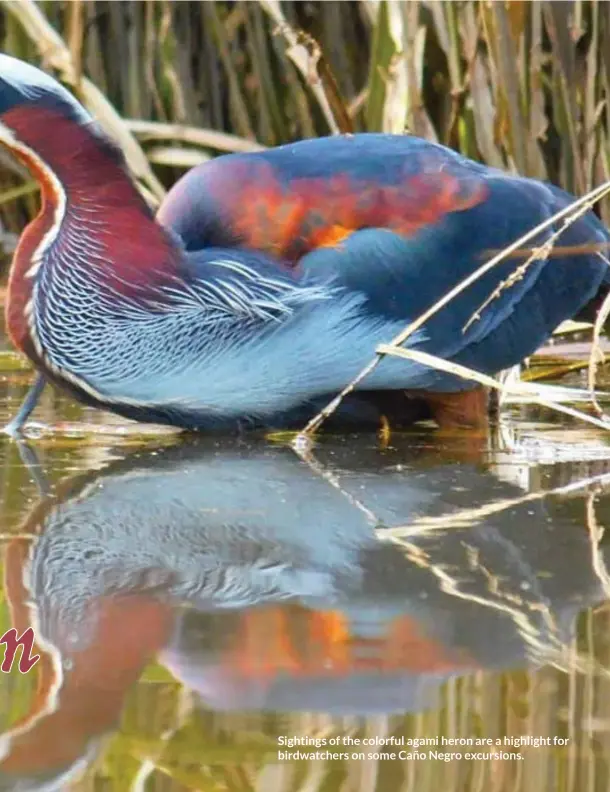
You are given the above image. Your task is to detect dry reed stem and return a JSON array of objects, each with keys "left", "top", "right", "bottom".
[
  {"left": 300, "top": 180, "right": 610, "bottom": 436},
  {"left": 125, "top": 119, "right": 266, "bottom": 154},
  {"left": 485, "top": 242, "right": 610, "bottom": 260},
  {"left": 146, "top": 146, "right": 209, "bottom": 169},
  {"left": 0, "top": 182, "right": 38, "bottom": 206},
  {"left": 463, "top": 238, "right": 555, "bottom": 333},
  {"left": 588, "top": 253, "right": 610, "bottom": 417},
  {"left": 258, "top": 0, "right": 342, "bottom": 135}
]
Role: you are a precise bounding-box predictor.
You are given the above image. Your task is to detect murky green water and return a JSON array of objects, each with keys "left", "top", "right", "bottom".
[{"left": 2, "top": 351, "right": 610, "bottom": 791}]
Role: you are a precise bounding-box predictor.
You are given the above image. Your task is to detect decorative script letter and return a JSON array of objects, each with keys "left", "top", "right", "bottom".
[{"left": 0, "top": 627, "right": 40, "bottom": 673}]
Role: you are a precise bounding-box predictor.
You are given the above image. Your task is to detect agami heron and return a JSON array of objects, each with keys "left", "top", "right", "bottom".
[{"left": 0, "top": 53, "right": 608, "bottom": 434}]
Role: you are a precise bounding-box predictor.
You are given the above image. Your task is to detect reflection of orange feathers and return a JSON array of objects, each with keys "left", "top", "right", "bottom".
[
  {"left": 226, "top": 605, "right": 476, "bottom": 681},
  {"left": 1, "top": 537, "right": 174, "bottom": 776}
]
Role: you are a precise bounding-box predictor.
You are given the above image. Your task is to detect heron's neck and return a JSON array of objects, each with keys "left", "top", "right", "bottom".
[
  {"left": 3, "top": 105, "right": 150, "bottom": 213},
  {"left": 4, "top": 105, "right": 178, "bottom": 357}
]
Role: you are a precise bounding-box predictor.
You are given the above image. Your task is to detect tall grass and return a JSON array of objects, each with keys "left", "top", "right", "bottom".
[{"left": 0, "top": 0, "right": 609, "bottom": 247}]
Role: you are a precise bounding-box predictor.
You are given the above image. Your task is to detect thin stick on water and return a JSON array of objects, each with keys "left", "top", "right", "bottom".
[
  {"left": 291, "top": 441, "right": 380, "bottom": 526},
  {"left": 375, "top": 344, "right": 610, "bottom": 430},
  {"left": 300, "top": 180, "right": 610, "bottom": 437}
]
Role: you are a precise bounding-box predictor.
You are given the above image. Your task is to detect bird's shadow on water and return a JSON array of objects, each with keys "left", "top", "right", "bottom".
[{"left": 1, "top": 426, "right": 610, "bottom": 788}]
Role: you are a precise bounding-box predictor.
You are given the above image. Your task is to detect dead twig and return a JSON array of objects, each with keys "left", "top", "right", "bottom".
[
  {"left": 125, "top": 119, "right": 266, "bottom": 154},
  {"left": 588, "top": 253, "right": 610, "bottom": 417},
  {"left": 258, "top": 0, "right": 348, "bottom": 135}
]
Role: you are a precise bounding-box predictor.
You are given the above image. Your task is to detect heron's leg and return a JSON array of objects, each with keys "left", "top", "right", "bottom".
[
  {"left": 14, "top": 438, "right": 51, "bottom": 497},
  {"left": 3, "top": 374, "right": 46, "bottom": 436}
]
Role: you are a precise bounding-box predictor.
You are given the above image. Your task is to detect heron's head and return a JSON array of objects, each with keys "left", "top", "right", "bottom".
[
  {"left": 0, "top": 53, "right": 92, "bottom": 147},
  {"left": 0, "top": 51, "right": 134, "bottom": 220}
]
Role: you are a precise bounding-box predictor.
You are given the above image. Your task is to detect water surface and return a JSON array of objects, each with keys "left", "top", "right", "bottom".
[{"left": 1, "top": 357, "right": 610, "bottom": 791}]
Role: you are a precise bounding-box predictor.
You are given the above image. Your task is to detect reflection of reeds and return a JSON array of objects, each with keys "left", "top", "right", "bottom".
[
  {"left": 78, "top": 655, "right": 608, "bottom": 792},
  {"left": 1, "top": 440, "right": 610, "bottom": 790}
]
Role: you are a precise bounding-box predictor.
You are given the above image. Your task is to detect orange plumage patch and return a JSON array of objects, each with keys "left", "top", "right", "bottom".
[
  {"left": 310, "top": 224, "right": 354, "bottom": 249},
  {"left": 201, "top": 154, "right": 488, "bottom": 264}
]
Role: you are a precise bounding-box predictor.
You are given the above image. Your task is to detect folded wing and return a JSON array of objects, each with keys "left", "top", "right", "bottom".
[{"left": 159, "top": 134, "right": 610, "bottom": 391}]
